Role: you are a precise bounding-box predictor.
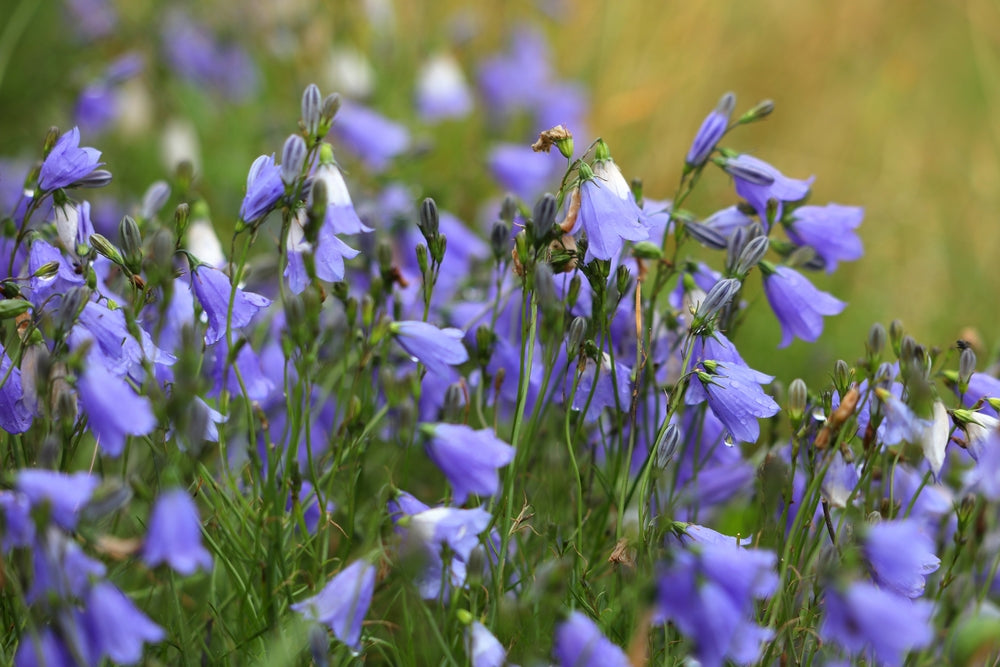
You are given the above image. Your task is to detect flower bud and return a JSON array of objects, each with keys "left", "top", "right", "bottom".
[
  {"left": 281, "top": 134, "right": 308, "bottom": 186},
  {"left": 738, "top": 99, "right": 775, "bottom": 125},
  {"left": 490, "top": 220, "right": 509, "bottom": 263},
  {"left": 889, "top": 319, "right": 905, "bottom": 355},
  {"left": 533, "top": 262, "right": 556, "bottom": 307},
  {"left": 959, "top": 346, "right": 977, "bottom": 394},
  {"left": 654, "top": 422, "right": 680, "bottom": 469},
  {"left": 533, "top": 192, "right": 558, "bottom": 231},
  {"left": 89, "top": 233, "right": 124, "bottom": 266},
  {"left": 173, "top": 202, "right": 191, "bottom": 238},
  {"left": 734, "top": 235, "right": 769, "bottom": 276},
  {"left": 866, "top": 322, "right": 886, "bottom": 360},
  {"left": 567, "top": 316, "right": 588, "bottom": 356},
  {"left": 685, "top": 222, "right": 727, "bottom": 250},
  {"left": 500, "top": 195, "right": 518, "bottom": 224},
  {"left": 419, "top": 197, "right": 439, "bottom": 240},
  {"left": 787, "top": 378, "right": 807, "bottom": 424},
  {"left": 140, "top": 180, "right": 171, "bottom": 220},
  {"left": 320, "top": 92, "right": 341, "bottom": 126},
  {"left": 692, "top": 278, "right": 741, "bottom": 328},
  {"left": 301, "top": 83, "right": 323, "bottom": 138},
  {"left": 75, "top": 169, "right": 113, "bottom": 188},
  {"left": 118, "top": 215, "right": 143, "bottom": 274},
  {"left": 832, "top": 360, "right": 852, "bottom": 396},
  {"left": 721, "top": 158, "right": 775, "bottom": 186},
  {"left": 632, "top": 241, "right": 663, "bottom": 260}
]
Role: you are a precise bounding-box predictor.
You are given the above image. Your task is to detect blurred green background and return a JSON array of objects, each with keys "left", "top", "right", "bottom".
[{"left": 1, "top": 0, "right": 998, "bottom": 382}]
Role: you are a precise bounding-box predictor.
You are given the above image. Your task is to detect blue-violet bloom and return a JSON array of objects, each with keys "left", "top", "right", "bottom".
[
  {"left": 423, "top": 423, "right": 515, "bottom": 504},
  {"left": 391, "top": 320, "right": 469, "bottom": 376},
  {"left": 239, "top": 154, "right": 284, "bottom": 223},
  {"left": 291, "top": 559, "right": 376, "bottom": 650},
  {"left": 761, "top": 263, "right": 846, "bottom": 347},
  {"left": 38, "top": 127, "right": 103, "bottom": 191},
  {"left": 143, "top": 488, "right": 213, "bottom": 575}
]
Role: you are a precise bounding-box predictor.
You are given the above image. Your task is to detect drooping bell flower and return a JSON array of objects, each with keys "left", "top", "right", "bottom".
[
  {"left": 552, "top": 611, "right": 630, "bottom": 667},
  {"left": 0, "top": 344, "right": 33, "bottom": 433},
  {"left": 784, "top": 203, "right": 864, "bottom": 273},
  {"left": 422, "top": 423, "right": 514, "bottom": 504},
  {"left": 189, "top": 264, "right": 270, "bottom": 345},
  {"left": 143, "top": 488, "right": 213, "bottom": 575},
  {"left": 291, "top": 559, "right": 376, "bottom": 651},
  {"left": 16, "top": 470, "right": 98, "bottom": 531},
  {"left": 571, "top": 148, "right": 648, "bottom": 263},
  {"left": 761, "top": 262, "right": 846, "bottom": 348},
  {"left": 390, "top": 320, "right": 468, "bottom": 376},
  {"left": 724, "top": 153, "right": 813, "bottom": 225},
  {"left": 77, "top": 360, "right": 157, "bottom": 457},
  {"left": 693, "top": 360, "right": 780, "bottom": 444},
  {"left": 819, "top": 580, "right": 933, "bottom": 666},
  {"left": 862, "top": 519, "right": 940, "bottom": 599},
  {"left": 82, "top": 581, "right": 165, "bottom": 664}
]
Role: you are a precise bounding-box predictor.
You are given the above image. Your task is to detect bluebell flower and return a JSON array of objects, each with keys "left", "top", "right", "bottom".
[
  {"left": 77, "top": 361, "right": 156, "bottom": 457},
  {"left": 694, "top": 360, "right": 780, "bottom": 444},
  {"left": 286, "top": 208, "right": 360, "bottom": 295},
  {"left": 162, "top": 10, "right": 258, "bottom": 100},
  {"left": 669, "top": 521, "right": 752, "bottom": 548},
  {"left": 16, "top": 470, "right": 98, "bottom": 530},
  {"left": 874, "top": 387, "right": 932, "bottom": 447},
  {"left": 14, "top": 625, "right": 80, "bottom": 667},
  {"left": 686, "top": 330, "right": 773, "bottom": 405},
  {"left": 686, "top": 92, "right": 735, "bottom": 166},
  {"left": 863, "top": 519, "right": 940, "bottom": 599},
  {"left": 487, "top": 143, "right": 561, "bottom": 202},
  {"left": 423, "top": 423, "right": 514, "bottom": 504},
  {"left": 82, "top": 581, "right": 165, "bottom": 664},
  {"left": 28, "top": 528, "right": 107, "bottom": 603},
  {"left": 0, "top": 344, "right": 33, "bottom": 433},
  {"left": 761, "top": 263, "right": 846, "bottom": 347},
  {"left": 310, "top": 161, "right": 371, "bottom": 235},
  {"left": 206, "top": 336, "right": 275, "bottom": 402},
  {"left": 75, "top": 53, "right": 144, "bottom": 135},
  {"left": 552, "top": 611, "right": 630, "bottom": 667},
  {"left": 291, "top": 559, "right": 376, "bottom": 650},
  {"left": 417, "top": 52, "right": 473, "bottom": 122},
  {"left": 143, "top": 488, "right": 213, "bottom": 575},
  {"left": 0, "top": 491, "right": 34, "bottom": 551},
  {"left": 73, "top": 300, "right": 174, "bottom": 376},
  {"left": 573, "top": 158, "right": 648, "bottom": 262},
  {"left": 190, "top": 265, "right": 271, "bottom": 345},
  {"left": 568, "top": 353, "right": 632, "bottom": 423},
  {"left": 38, "top": 127, "right": 103, "bottom": 191},
  {"left": 703, "top": 205, "right": 754, "bottom": 238},
  {"left": 785, "top": 203, "right": 864, "bottom": 273},
  {"left": 239, "top": 154, "right": 284, "bottom": 224},
  {"left": 965, "top": 428, "right": 1000, "bottom": 500},
  {"left": 466, "top": 621, "right": 506, "bottom": 667},
  {"left": 959, "top": 372, "right": 1000, "bottom": 416},
  {"left": 726, "top": 154, "right": 813, "bottom": 224},
  {"left": 820, "top": 580, "right": 933, "bottom": 666},
  {"left": 656, "top": 542, "right": 778, "bottom": 667},
  {"left": 391, "top": 321, "right": 469, "bottom": 376},
  {"left": 330, "top": 101, "right": 410, "bottom": 172},
  {"left": 65, "top": 0, "right": 117, "bottom": 41}
]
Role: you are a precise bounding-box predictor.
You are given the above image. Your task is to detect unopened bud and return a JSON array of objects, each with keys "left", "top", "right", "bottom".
[
  {"left": 734, "top": 235, "right": 769, "bottom": 275},
  {"left": 567, "top": 316, "right": 588, "bottom": 356},
  {"left": 654, "top": 422, "right": 680, "bottom": 469},
  {"left": 959, "top": 347, "right": 977, "bottom": 393},
  {"left": 490, "top": 220, "right": 509, "bottom": 262},
  {"left": 500, "top": 195, "right": 518, "bottom": 224},
  {"left": 685, "top": 222, "right": 727, "bottom": 250},
  {"left": 832, "top": 360, "right": 852, "bottom": 396},
  {"left": 693, "top": 278, "right": 741, "bottom": 328},
  {"left": 281, "top": 134, "right": 308, "bottom": 186},
  {"left": 788, "top": 378, "right": 807, "bottom": 423},
  {"left": 721, "top": 158, "right": 775, "bottom": 186},
  {"left": 75, "top": 169, "right": 113, "bottom": 189},
  {"left": 632, "top": 241, "right": 663, "bottom": 260},
  {"left": 301, "top": 84, "right": 323, "bottom": 138},
  {"left": 320, "top": 93, "right": 341, "bottom": 126},
  {"left": 867, "top": 323, "right": 886, "bottom": 359},
  {"left": 118, "top": 215, "right": 143, "bottom": 273},
  {"left": 533, "top": 193, "right": 558, "bottom": 231},
  {"left": 89, "top": 233, "right": 124, "bottom": 266},
  {"left": 140, "top": 181, "right": 171, "bottom": 220},
  {"left": 738, "top": 99, "right": 775, "bottom": 125},
  {"left": 419, "top": 198, "right": 439, "bottom": 240},
  {"left": 533, "top": 262, "right": 556, "bottom": 307},
  {"left": 173, "top": 202, "right": 191, "bottom": 238}
]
